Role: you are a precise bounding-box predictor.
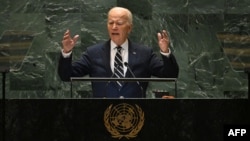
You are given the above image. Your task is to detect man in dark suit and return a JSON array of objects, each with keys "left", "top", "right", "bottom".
[{"left": 58, "top": 7, "right": 179, "bottom": 98}]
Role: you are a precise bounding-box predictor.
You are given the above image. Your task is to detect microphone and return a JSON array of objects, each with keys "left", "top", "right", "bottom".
[
  {"left": 104, "top": 64, "right": 117, "bottom": 88},
  {"left": 124, "top": 62, "right": 144, "bottom": 98},
  {"left": 104, "top": 64, "right": 118, "bottom": 98}
]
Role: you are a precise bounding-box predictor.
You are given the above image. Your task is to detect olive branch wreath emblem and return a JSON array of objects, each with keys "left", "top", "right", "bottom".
[{"left": 104, "top": 103, "right": 145, "bottom": 139}]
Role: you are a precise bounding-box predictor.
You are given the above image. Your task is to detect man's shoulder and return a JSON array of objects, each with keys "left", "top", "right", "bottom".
[
  {"left": 130, "top": 41, "right": 152, "bottom": 52},
  {"left": 86, "top": 40, "right": 109, "bottom": 51}
]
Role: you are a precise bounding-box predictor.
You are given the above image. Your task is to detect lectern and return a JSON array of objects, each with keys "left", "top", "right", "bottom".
[{"left": 70, "top": 77, "right": 178, "bottom": 98}]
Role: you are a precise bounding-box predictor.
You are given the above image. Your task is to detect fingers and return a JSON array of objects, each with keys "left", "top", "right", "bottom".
[
  {"left": 63, "top": 29, "right": 70, "bottom": 40},
  {"left": 157, "top": 30, "right": 170, "bottom": 53},
  {"left": 159, "top": 30, "right": 168, "bottom": 39},
  {"left": 64, "top": 29, "right": 69, "bottom": 35},
  {"left": 157, "top": 32, "right": 162, "bottom": 41},
  {"left": 161, "top": 30, "right": 168, "bottom": 39},
  {"left": 62, "top": 30, "right": 79, "bottom": 42},
  {"left": 72, "top": 35, "right": 79, "bottom": 43},
  {"left": 61, "top": 29, "right": 79, "bottom": 53},
  {"left": 157, "top": 30, "right": 169, "bottom": 40}
]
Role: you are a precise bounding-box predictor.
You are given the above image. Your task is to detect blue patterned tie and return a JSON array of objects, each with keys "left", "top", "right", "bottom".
[{"left": 114, "top": 46, "right": 124, "bottom": 88}]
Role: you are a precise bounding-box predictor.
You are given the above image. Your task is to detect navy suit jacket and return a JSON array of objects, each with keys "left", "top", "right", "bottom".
[{"left": 58, "top": 39, "right": 179, "bottom": 98}]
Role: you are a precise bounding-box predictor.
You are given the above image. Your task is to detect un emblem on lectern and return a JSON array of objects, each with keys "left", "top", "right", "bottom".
[{"left": 104, "top": 103, "right": 144, "bottom": 139}]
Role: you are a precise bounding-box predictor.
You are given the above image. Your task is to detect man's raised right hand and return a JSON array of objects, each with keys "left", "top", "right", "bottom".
[{"left": 62, "top": 29, "right": 79, "bottom": 53}]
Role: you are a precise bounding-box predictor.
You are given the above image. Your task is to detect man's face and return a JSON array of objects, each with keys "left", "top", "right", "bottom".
[{"left": 107, "top": 9, "right": 132, "bottom": 46}]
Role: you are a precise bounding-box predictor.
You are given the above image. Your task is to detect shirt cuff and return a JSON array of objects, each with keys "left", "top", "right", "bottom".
[
  {"left": 160, "top": 48, "right": 171, "bottom": 57},
  {"left": 61, "top": 49, "right": 72, "bottom": 58}
]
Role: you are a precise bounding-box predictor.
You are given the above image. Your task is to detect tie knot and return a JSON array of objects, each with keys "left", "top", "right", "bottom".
[{"left": 116, "top": 46, "right": 122, "bottom": 51}]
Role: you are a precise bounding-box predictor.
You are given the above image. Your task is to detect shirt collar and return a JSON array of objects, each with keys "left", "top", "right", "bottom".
[{"left": 110, "top": 39, "right": 128, "bottom": 51}]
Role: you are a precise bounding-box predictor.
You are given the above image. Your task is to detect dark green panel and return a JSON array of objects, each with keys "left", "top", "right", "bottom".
[
  {"left": 225, "top": 0, "right": 250, "bottom": 14},
  {"left": 189, "top": 0, "right": 225, "bottom": 14},
  {"left": 0, "top": 0, "right": 249, "bottom": 98},
  {"left": 118, "top": 0, "right": 152, "bottom": 20},
  {"left": 153, "top": 0, "right": 188, "bottom": 14}
]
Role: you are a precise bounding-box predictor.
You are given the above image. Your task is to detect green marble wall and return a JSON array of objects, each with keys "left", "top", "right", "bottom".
[{"left": 0, "top": 0, "right": 249, "bottom": 98}]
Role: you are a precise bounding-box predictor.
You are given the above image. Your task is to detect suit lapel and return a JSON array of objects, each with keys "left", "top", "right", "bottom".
[
  {"left": 126, "top": 40, "right": 138, "bottom": 77},
  {"left": 101, "top": 40, "right": 113, "bottom": 76}
]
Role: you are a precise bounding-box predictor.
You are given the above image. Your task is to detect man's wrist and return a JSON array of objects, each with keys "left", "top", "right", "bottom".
[
  {"left": 61, "top": 49, "right": 72, "bottom": 58},
  {"left": 160, "top": 48, "right": 171, "bottom": 57},
  {"left": 160, "top": 48, "right": 169, "bottom": 53}
]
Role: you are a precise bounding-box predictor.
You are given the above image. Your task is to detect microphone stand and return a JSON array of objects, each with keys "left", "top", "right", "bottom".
[
  {"left": 124, "top": 62, "right": 144, "bottom": 98},
  {"left": 105, "top": 67, "right": 116, "bottom": 88}
]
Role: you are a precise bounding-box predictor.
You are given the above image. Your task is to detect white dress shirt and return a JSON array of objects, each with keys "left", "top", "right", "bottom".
[{"left": 110, "top": 40, "right": 128, "bottom": 76}]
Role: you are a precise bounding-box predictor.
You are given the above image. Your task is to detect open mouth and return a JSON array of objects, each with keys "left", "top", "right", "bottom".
[{"left": 112, "top": 33, "right": 119, "bottom": 35}]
